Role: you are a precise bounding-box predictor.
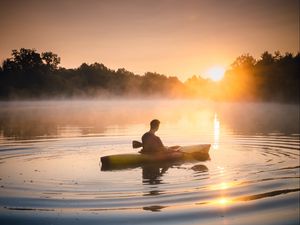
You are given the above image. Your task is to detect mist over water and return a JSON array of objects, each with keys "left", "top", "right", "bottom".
[{"left": 0, "top": 100, "right": 299, "bottom": 225}]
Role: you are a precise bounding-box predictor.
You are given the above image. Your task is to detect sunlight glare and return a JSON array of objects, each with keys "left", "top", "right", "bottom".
[
  {"left": 208, "top": 197, "right": 234, "bottom": 207},
  {"left": 204, "top": 66, "right": 226, "bottom": 81},
  {"left": 213, "top": 113, "right": 220, "bottom": 149},
  {"left": 217, "top": 197, "right": 232, "bottom": 206},
  {"left": 219, "top": 182, "right": 229, "bottom": 190},
  {"left": 209, "top": 181, "right": 239, "bottom": 191}
]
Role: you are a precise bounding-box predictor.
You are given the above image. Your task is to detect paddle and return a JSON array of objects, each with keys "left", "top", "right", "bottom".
[{"left": 132, "top": 140, "right": 143, "bottom": 148}]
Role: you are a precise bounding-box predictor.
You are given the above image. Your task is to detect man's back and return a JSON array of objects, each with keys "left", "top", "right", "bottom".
[{"left": 141, "top": 131, "right": 164, "bottom": 154}]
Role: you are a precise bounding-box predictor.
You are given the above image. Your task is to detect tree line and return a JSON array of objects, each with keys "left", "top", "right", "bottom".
[{"left": 0, "top": 48, "right": 299, "bottom": 102}]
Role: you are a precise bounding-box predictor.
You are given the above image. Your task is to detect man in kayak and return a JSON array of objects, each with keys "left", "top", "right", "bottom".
[{"left": 141, "top": 119, "right": 180, "bottom": 154}]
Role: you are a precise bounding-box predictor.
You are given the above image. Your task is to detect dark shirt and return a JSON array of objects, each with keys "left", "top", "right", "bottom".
[{"left": 141, "top": 132, "right": 164, "bottom": 154}]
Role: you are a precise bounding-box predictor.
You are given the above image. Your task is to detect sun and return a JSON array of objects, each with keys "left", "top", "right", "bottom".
[{"left": 204, "top": 66, "right": 226, "bottom": 81}]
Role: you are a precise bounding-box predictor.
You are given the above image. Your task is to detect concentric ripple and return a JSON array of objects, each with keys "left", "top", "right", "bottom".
[{"left": 0, "top": 101, "right": 299, "bottom": 225}]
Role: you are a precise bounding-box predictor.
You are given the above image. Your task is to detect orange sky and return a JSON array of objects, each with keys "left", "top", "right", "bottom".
[{"left": 0, "top": 0, "right": 299, "bottom": 81}]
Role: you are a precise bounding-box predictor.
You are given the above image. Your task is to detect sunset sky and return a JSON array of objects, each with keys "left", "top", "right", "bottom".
[{"left": 0, "top": 0, "right": 299, "bottom": 81}]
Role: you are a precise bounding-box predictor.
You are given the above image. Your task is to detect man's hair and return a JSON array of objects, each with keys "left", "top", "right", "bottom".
[{"left": 150, "top": 119, "right": 160, "bottom": 129}]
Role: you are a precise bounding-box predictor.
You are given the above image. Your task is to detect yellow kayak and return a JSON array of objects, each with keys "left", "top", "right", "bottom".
[{"left": 101, "top": 144, "right": 210, "bottom": 171}]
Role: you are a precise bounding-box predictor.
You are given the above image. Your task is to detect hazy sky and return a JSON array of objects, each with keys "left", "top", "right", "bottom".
[{"left": 0, "top": 0, "right": 299, "bottom": 81}]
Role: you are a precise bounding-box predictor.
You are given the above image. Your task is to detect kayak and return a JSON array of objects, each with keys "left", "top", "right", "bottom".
[{"left": 101, "top": 144, "right": 210, "bottom": 171}]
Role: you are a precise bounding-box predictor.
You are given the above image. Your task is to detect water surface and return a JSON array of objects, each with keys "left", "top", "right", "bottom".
[{"left": 0, "top": 100, "right": 299, "bottom": 225}]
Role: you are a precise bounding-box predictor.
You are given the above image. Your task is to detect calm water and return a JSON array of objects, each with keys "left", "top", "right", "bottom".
[{"left": 0, "top": 100, "right": 299, "bottom": 225}]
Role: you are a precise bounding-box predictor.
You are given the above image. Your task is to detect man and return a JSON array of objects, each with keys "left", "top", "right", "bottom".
[{"left": 141, "top": 119, "right": 180, "bottom": 154}]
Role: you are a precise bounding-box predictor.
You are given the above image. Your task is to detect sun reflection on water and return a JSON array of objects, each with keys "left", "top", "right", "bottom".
[
  {"left": 213, "top": 113, "right": 220, "bottom": 150},
  {"left": 217, "top": 182, "right": 230, "bottom": 190},
  {"left": 215, "top": 197, "right": 233, "bottom": 207}
]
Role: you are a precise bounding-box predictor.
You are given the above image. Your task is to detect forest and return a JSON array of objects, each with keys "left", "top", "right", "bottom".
[{"left": 0, "top": 48, "right": 299, "bottom": 102}]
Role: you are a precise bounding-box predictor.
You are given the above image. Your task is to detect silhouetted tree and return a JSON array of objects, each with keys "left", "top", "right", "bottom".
[
  {"left": 219, "top": 52, "right": 299, "bottom": 102},
  {"left": 231, "top": 54, "right": 256, "bottom": 69},
  {"left": 0, "top": 48, "right": 299, "bottom": 102},
  {"left": 41, "top": 52, "right": 61, "bottom": 71}
]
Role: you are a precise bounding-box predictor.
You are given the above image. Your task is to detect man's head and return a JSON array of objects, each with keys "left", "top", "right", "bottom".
[{"left": 150, "top": 119, "right": 160, "bottom": 131}]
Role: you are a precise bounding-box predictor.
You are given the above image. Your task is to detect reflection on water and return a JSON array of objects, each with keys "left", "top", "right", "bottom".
[
  {"left": 0, "top": 100, "right": 299, "bottom": 225},
  {"left": 142, "top": 165, "right": 169, "bottom": 185},
  {"left": 213, "top": 113, "right": 220, "bottom": 150},
  {"left": 0, "top": 100, "right": 299, "bottom": 141},
  {"left": 142, "top": 163, "right": 209, "bottom": 186}
]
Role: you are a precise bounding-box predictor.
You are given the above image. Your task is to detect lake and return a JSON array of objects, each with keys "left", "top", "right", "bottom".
[{"left": 0, "top": 100, "right": 299, "bottom": 225}]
